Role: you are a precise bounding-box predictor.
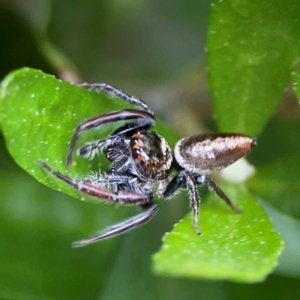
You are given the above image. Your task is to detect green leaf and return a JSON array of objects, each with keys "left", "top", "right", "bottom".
[
  {"left": 207, "top": 0, "right": 300, "bottom": 135},
  {"left": 0, "top": 68, "right": 100, "bottom": 202},
  {"left": 0, "top": 68, "right": 178, "bottom": 203},
  {"left": 153, "top": 184, "right": 284, "bottom": 283}
]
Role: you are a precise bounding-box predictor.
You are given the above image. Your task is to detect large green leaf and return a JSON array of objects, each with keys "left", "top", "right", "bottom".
[
  {"left": 0, "top": 68, "right": 101, "bottom": 202},
  {"left": 0, "top": 67, "right": 179, "bottom": 203},
  {"left": 207, "top": 0, "right": 300, "bottom": 135},
  {"left": 153, "top": 184, "right": 283, "bottom": 283}
]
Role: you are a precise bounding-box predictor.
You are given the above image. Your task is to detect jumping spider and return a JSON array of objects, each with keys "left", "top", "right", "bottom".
[{"left": 39, "top": 83, "right": 257, "bottom": 247}]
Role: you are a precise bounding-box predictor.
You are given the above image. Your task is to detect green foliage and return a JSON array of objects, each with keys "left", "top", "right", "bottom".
[
  {"left": 0, "top": 68, "right": 284, "bottom": 285},
  {"left": 153, "top": 185, "right": 283, "bottom": 282},
  {"left": 292, "top": 68, "right": 300, "bottom": 104},
  {"left": 249, "top": 156, "right": 300, "bottom": 219},
  {"left": 207, "top": 0, "right": 300, "bottom": 135},
  {"left": 0, "top": 161, "right": 121, "bottom": 300},
  {"left": 246, "top": 119, "right": 300, "bottom": 279},
  {"left": 0, "top": 68, "right": 135, "bottom": 201},
  {"left": 1, "top": 0, "right": 300, "bottom": 299},
  {"left": 0, "top": 68, "right": 178, "bottom": 200}
]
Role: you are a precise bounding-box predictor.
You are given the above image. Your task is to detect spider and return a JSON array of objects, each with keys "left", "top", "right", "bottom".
[{"left": 39, "top": 83, "right": 257, "bottom": 247}]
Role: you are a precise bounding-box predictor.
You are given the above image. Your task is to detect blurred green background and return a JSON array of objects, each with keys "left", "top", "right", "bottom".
[{"left": 1, "top": 0, "right": 300, "bottom": 299}]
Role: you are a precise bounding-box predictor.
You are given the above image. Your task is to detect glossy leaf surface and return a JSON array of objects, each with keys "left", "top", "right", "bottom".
[
  {"left": 207, "top": 0, "right": 300, "bottom": 135},
  {"left": 0, "top": 68, "right": 179, "bottom": 202},
  {"left": 153, "top": 185, "right": 283, "bottom": 282}
]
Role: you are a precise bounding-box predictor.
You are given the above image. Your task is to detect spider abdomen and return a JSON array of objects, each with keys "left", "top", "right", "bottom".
[{"left": 174, "top": 133, "right": 257, "bottom": 174}]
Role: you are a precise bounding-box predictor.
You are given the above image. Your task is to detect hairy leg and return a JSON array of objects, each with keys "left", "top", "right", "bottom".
[
  {"left": 39, "top": 161, "right": 152, "bottom": 205},
  {"left": 164, "top": 170, "right": 201, "bottom": 235},
  {"left": 72, "top": 203, "right": 158, "bottom": 247},
  {"left": 197, "top": 176, "right": 242, "bottom": 214},
  {"left": 67, "top": 109, "right": 155, "bottom": 167},
  {"left": 79, "top": 83, "right": 153, "bottom": 115}
]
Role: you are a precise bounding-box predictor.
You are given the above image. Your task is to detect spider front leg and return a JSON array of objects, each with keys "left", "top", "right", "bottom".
[
  {"left": 67, "top": 109, "right": 155, "bottom": 167},
  {"left": 73, "top": 203, "right": 158, "bottom": 247},
  {"left": 79, "top": 83, "right": 153, "bottom": 115},
  {"left": 39, "top": 161, "right": 158, "bottom": 247},
  {"left": 39, "top": 161, "right": 153, "bottom": 205},
  {"left": 164, "top": 170, "right": 201, "bottom": 235}
]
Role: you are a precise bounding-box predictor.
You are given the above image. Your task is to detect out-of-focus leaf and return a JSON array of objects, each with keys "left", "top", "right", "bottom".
[
  {"left": 260, "top": 200, "right": 300, "bottom": 278},
  {"left": 0, "top": 8, "right": 54, "bottom": 78},
  {"left": 0, "top": 138, "right": 122, "bottom": 300},
  {"left": 248, "top": 156, "right": 300, "bottom": 220},
  {"left": 3, "top": 0, "right": 79, "bottom": 80},
  {"left": 248, "top": 118, "right": 300, "bottom": 167},
  {"left": 5, "top": 0, "right": 51, "bottom": 31},
  {"left": 229, "top": 274, "right": 300, "bottom": 300},
  {"left": 207, "top": 0, "right": 300, "bottom": 135},
  {"left": 99, "top": 199, "right": 226, "bottom": 300},
  {"left": 153, "top": 184, "right": 283, "bottom": 283},
  {"left": 292, "top": 68, "right": 300, "bottom": 105}
]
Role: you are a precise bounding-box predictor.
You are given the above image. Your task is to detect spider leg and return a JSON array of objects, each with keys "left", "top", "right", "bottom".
[
  {"left": 39, "top": 161, "right": 153, "bottom": 205},
  {"left": 79, "top": 83, "right": 153, "bottom": 115},
  {"left": 164, "top": 170, "right": 201, "bottom": 235},
  {"left": 77, "top": 138, "right": 108, "bottom": 159},
  {"left": 78, "top": 120, "right": 153, "bottom": 160},
  {"left": 67, "top": 109, "right": 155, "bottom": 167},
  {"left": 72, "top": 203, "right": 158, "bottom": 247},
  {"left": 77, "top": 136, "right": 120, "bottom": 159},
  {"left": 195, "top": 175, "right": 242, "bottom": 214}
]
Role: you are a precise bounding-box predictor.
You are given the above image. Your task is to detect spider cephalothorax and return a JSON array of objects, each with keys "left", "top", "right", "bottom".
[
  {"left": 130, "top": 131, "right": 173, "bottom": 181},
  {"left": 39, "top": 83, "right": 256, "bottom": 247}
]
